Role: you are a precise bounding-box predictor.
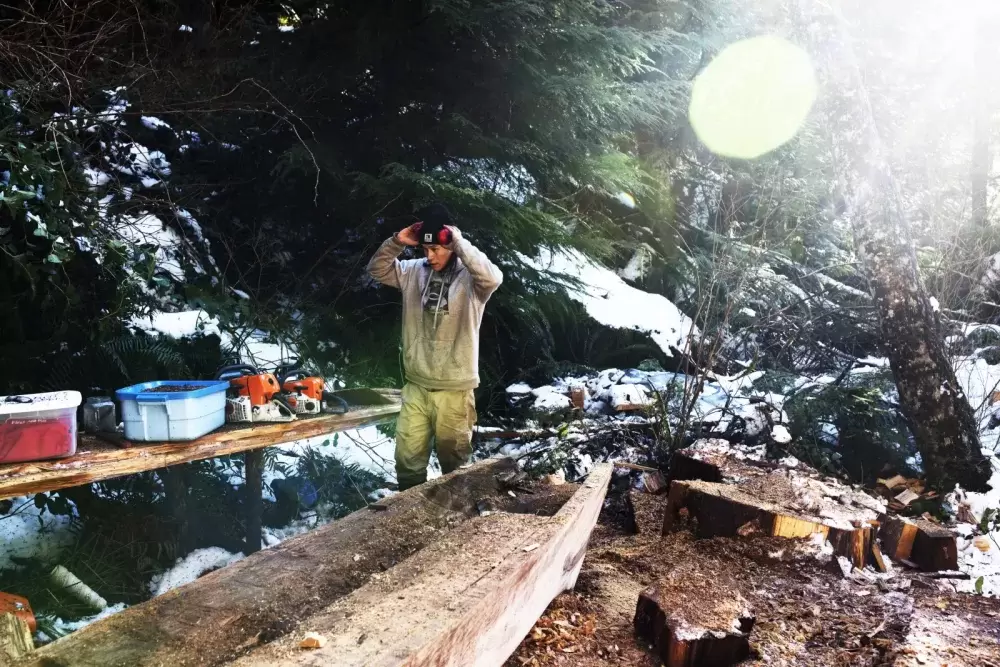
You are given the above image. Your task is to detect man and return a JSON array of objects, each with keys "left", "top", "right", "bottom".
[{"left": 367, "top": 203, "right": 503, "bottom": 490}]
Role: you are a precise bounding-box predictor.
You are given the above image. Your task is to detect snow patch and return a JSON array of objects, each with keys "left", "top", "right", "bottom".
[
  {"left": 771, "top": 424, "right": 792, "bottom": 444},
  {"left": 149, "top": 547, "right": 244, "bottom": 597},
  {"left": 524, "top": 248, "right": 698, "bottom": 356},
  {"left": 533, "top": 392, "right": 572, "bottom": 411},
  {"left": 131, "top": 310, "right": 221, "bottom": 338},
  {"left": 41, "top": 603, "right": 129, "bottom": 641},
  {"left": 140, "top": 116, "right": 171, "bottom": 131},
  {"left": 0, "top": 497, "right": 76, "bottom": 571}
]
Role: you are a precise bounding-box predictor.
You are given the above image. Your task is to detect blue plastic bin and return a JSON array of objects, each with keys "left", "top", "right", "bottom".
[{"left": 116, "top": 380, "right": 230, "bottom": 441}]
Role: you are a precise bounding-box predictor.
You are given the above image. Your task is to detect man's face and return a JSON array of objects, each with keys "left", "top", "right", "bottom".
[{"left": 424, "top": 244, "right": 454, "bottom": 272}]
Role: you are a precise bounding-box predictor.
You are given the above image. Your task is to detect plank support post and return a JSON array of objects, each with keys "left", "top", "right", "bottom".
[
  {"left": 245, "top": 449, "right": 263, "bottom": 555},
  {"left": 162, "top": 466, "right": 191, "bottom": 555}
]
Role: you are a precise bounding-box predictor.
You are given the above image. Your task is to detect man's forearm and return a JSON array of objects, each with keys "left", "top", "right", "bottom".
[
  {"left": 367, "top": 235, "right": 407, "bottom": 289},
  {"left": 452, "top": 236, "right": 503, "bottom": 298}
]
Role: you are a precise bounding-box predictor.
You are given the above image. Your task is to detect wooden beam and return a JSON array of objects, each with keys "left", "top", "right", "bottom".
[
  {"left": 19, "top": 459, "right": 516, "bottom": 667},
  {"left": 244, "top": 450, "right": 263, "bottom": 555},
  {"left": 0, "top": 394, "right": 400, "bottom": 501},
  {"left": 228, "top": 463, "right": 614, "bottom": 667}
]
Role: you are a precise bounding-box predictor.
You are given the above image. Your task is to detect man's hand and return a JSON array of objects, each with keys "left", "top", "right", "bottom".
[
  {"left": 396, "top": 224, "right": 421, "bottom": 247},
  {"left": 444, "top": 225, "right": 462, "bottom": 247}
]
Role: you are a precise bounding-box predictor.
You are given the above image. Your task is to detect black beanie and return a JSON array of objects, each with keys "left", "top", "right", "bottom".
[{"left": 413, "top": 203, "right": 454, "bottom": 243}]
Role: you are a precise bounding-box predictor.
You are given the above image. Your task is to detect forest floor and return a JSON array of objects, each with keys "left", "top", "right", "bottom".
[{"left": 507, "top": 482, "right": 1000, "bottom": 667}]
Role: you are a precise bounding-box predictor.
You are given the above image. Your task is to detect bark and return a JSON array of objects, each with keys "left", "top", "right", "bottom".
[{"left": 814, "top": 5, "right": 992, "bottom": 491}]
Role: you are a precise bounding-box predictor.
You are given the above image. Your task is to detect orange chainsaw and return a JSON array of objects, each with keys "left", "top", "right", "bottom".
[
  {"left": 274, "top": 360, "right": 348, "bottom": 415},
  {"left": 216, "top": 364, "right": 295, "bottom": 423}
]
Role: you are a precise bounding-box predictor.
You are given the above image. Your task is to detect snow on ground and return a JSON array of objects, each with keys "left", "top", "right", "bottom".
[
  {"left": 948, "top": 451, "right": 1000, "bottom": 597},
  {"left": 523, "top": 248, "right": 698, "bottom": 356},
  {"left": 262, "top": 510, "right": 327, "bottom": 548},
  {"left": 148, "top": 547, "right": 245, "bottom": 597},
  {"left": 954, "top": 355, "right": 1000, "bottom": 444},
  {"left": 0, "top": 497, "right": 77, "bottom": 572}
]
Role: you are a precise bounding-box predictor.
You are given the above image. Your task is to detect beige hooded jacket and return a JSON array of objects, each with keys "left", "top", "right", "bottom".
[{"left": 367, "top": 230, "right": 503, "bottom": 391}]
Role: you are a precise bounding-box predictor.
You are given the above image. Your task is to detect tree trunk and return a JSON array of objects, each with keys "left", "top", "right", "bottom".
[
  {"left": 814, "top": 5, "right": 992, "bottom": 492},
  {"left": 972, "top": 16, "right": 991, "bottom": 229}
]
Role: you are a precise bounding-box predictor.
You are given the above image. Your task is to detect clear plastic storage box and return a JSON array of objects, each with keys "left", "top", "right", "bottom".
[
  {"left": 116, "top": 381, "right": 230, "bottom": 442},
  {"left": 0, "top": 391, "right": 82, "bottom": 464}
]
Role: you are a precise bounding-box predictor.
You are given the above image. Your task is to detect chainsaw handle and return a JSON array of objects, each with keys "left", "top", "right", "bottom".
[
  {"left": 216, "top": 364, "right": 261, "bottom": 380},
  {"left": 323, "top": 392, "right": 349, "bottom": 414},
  {"left": 274, "top": 359, "right": 304, "bottom": 385}
]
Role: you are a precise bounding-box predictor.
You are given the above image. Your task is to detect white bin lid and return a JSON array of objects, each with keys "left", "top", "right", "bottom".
[{"left": 0, "top": 391, "right": 83, "bottom": 415}]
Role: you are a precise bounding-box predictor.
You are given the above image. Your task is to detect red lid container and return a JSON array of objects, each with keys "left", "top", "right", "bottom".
[{"left": 0, "top": 391, "right": 82, "bottom": 464}]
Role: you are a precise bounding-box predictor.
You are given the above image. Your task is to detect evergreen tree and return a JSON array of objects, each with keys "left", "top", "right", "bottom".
[{"left": 145, "top": 0, "right": 701, "bottom": 392}]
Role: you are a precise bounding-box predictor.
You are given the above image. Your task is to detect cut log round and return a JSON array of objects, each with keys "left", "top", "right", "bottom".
[
  {"left": 663, "top": 480, "right": 873, "bottom": 568},
  {"left": 634, "top": 583, "right": 754, "bottom": 667},
  {"left": 878, "top": 515, "right": 958, "bottom": 572}
]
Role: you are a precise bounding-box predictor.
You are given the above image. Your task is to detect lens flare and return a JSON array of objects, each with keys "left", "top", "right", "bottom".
[{"left": 689, "top": 36, "right": 817, "bottom": 160}]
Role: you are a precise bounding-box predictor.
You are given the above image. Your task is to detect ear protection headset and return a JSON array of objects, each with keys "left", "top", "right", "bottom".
[{"left": 413, "top": 221, "right": 453, "bottom": 246}]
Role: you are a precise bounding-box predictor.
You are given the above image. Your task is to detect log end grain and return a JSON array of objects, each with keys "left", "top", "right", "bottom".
[{"left": 878, "top": 514, "right": 957, "bottom": 572}]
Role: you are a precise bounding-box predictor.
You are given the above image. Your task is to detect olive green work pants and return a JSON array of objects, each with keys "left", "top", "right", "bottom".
[{"left": 394, "top": 383, "right": 477, "bottom": 491}]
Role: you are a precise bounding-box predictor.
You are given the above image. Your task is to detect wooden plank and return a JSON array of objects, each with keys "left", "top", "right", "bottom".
[
  {"left": 879, "top": 514, "right": 919, "bottom": 562},
  {"left": 230, "top": 463, "right": 614, "bottom": 667},
  {"left": 610, "top": 384, "right": 654, "bottom": 412},
  {"left": 640, "top": 470, "right": 667, "bottom": 495},
  {"left": 871, "top": 539, "right": 888, "bottom": 573},
  {"left": 18, "top": 458, "right": 517, "bottom": 667},
  {"left": 668, "top": 448, "right": 726, "bottom": 483},
  {"left": 0, "top": 393, "right": 400, "bottom": 501},
  {"left": 912, "top": 521, "right": 959, "bottom": 572},
  {"left": 0, "top": 614, "right": 33, "bottom": 664}
]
